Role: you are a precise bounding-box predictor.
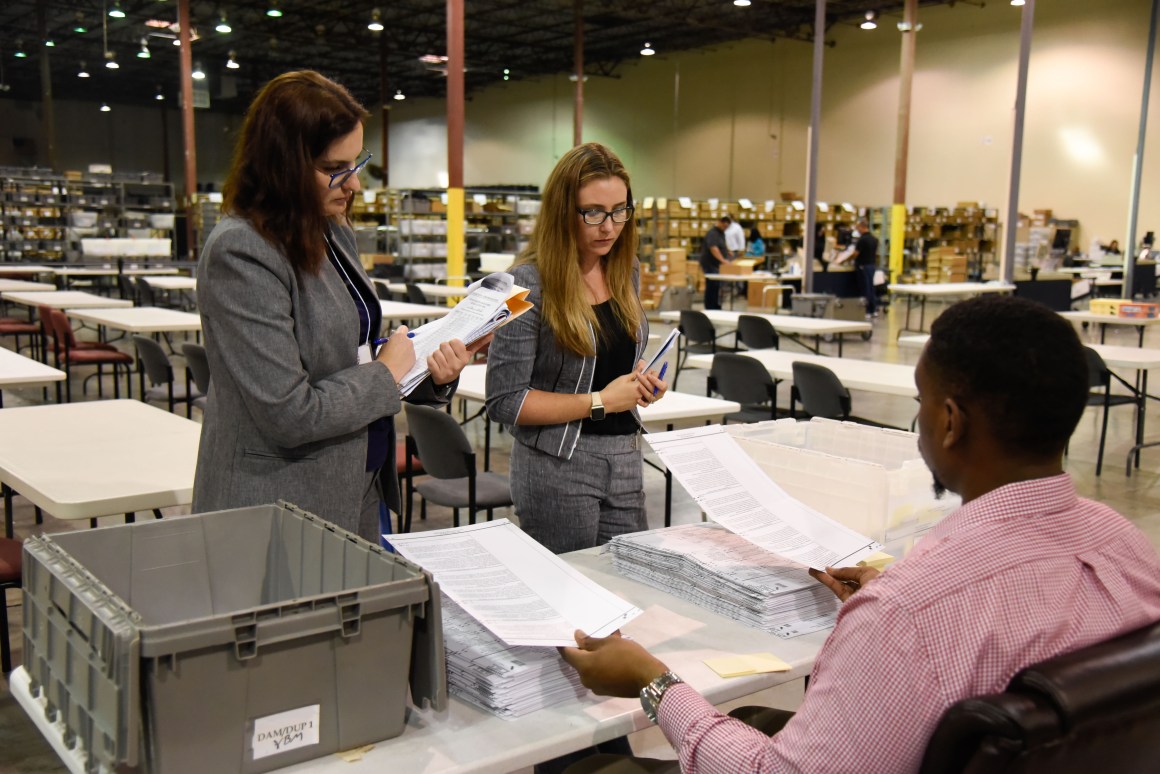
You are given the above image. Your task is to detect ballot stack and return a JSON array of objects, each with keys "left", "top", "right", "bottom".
[
  {"left": 441, "top": 597, "right": 589, "bottom": 719},
  {"left": 609, "top": 523, "right": 839, "bottom": 638}
]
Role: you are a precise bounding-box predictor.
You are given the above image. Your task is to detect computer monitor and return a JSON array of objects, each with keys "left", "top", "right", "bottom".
[{"left": 1051, "top": 228, "right": 1072, "bottom": 251}]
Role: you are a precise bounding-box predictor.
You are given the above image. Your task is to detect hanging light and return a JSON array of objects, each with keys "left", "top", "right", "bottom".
[
  {"left": 266, "top": 2, "right": 283, "bottom": 18},
  {"left": 155, "top": 86, "right": 165, "bottom": 101},
  {"left": 100, "top": 103, "right": 111, "bottom": 112},
  {"left": 1010, "top": 0, "right": 1026, "bottom": 5},
  {"left": 640, "top": 42, "right": 655, "bottom": 56},
  {"left": 216, "top": 13, "right": 232, "bottom": 34},
  {"left": 393, "top": 89, "right": 405, "bottom": 101},
  {"left": 45, "top": 39, "right": 56, "bottom": 47},
  {"left": 109, "top": 2, "right": 126, "bottom": 19},
  {"left": 138, "top": 38, "right": 151, "bottom": 59},
  {"left": 192, "top": 62, "right": 206, "bottom": 80},
  {"left": 14, "top": 42, "right": 28, "bottom": 58},
  {"left": 860, "top": 11, "right": 878, "bottom": 30},
  {"left": 734, "top": 0, "right": 752, "bottom": 6},
  {"left": 73, "top": 13, "right": 88, "bottom": 33},
  {"left": 226, "top": 50, "right": 239, "bottom": 69},
  {"left": 368, "top": 9, "right": 384, "bottom": 32},
  {"left": 105, "top": 50, "right": 119, "bottom": 69},
  {"left": 78, "top": 61, "right": 91, "bottom": 78},
  {"left": 503, "top": 68, "right": 510, "bottom": 81}
]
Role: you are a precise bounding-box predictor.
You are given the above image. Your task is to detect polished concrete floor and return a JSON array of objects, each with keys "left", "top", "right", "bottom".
[{"left": 2, "top": 296, "right": 1158, "bottom": 771}]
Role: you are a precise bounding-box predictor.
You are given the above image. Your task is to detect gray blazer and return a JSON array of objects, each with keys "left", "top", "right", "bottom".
[
  {"left": 485, "top": 260, "right": 649, "bottom": 460},
  {"left": 193, "top": 216, "right": 437, "bottom": 528}
]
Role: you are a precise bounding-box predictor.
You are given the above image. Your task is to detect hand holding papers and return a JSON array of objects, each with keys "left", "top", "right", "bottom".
[{"left": 396, "top": 272, "right": 532, "bottom": 395}]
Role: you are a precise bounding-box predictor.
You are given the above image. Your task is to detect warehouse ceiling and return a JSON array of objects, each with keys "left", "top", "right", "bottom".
[{"left": 0, "top": 1, "right": 964, "bottom": 111}]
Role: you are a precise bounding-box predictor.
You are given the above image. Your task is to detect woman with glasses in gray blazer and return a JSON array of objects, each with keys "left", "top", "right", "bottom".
[
  {"left": 193, "top": 71, "right": 481, "bottom": 542},
  {"left": 486, "top": 143, "right": 669, "bottom": 554}
]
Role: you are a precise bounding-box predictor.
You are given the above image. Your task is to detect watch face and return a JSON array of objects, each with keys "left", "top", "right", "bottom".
[{"left": 592, "top": 406, "right": 605, "bottom": 420}]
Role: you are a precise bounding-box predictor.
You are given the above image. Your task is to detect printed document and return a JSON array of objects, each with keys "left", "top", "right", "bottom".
[
  {"left": 387, "top": 519, "right": 642, "bottom": 647},
  {"left": 398, "top": 272, "right": 532, "bottom": 395},
  {"left": 644, "top": 425, "right": 882, "bottom": 570}
]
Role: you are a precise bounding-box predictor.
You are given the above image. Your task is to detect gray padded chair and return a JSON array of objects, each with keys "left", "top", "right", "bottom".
[
  {"left": 132, "top": 335, "right": 202, "bottom": 417},
  {"left": 736, "top": 314, "right": 780, "bottom": 350},
  {"left": 791, "top": 361, "right": 899, "bottom": 429},
  {"left": 403, "top": 403, "right": 512, "bottom": 531},
  {"left": 181, "top": 342, "right": 211, "bottom": 413},
  {"left": 707, "top": 353, "right": 781, "bottom": 423}
]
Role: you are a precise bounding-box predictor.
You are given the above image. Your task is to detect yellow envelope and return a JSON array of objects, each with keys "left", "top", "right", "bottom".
[{"left": 705, "top": 653, "right": 792, "bottom": 678}]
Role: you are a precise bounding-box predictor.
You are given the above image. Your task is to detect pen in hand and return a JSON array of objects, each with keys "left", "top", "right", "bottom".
[
  {"left": 653, "top": 362, "right": 668, "bottom": 397},
  {"left": 373, "top": 331, "right": 416, "bottom": 347}
]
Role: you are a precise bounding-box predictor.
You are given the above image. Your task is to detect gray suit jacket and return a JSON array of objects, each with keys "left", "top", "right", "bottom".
[{"left": 194, "top": 216, "right": 430, "bottom": 530}]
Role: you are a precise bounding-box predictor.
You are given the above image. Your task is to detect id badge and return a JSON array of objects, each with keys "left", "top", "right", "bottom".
[{"left": 358, "top": 343, "right": 374, "bottom": 365}]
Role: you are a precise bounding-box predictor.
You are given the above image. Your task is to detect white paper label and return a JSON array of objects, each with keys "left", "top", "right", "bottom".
[{"left": 251, "top": 705, "right": 321, "bottom": 760}]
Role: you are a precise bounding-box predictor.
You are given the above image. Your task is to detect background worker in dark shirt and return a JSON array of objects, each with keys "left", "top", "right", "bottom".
[
  {"left": 850, "top": 219, "right": 879, "bottom": 318},
  {"left": 699, "top": 216, "right": 732, "bottom": 310}
]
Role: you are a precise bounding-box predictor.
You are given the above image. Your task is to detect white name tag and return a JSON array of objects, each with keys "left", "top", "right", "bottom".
[
  {"left": 358, "top": 344, "right": 374, "bottom": 365},
  {"left": 251, "top": 704, "right": 320, "bottom": 760}
]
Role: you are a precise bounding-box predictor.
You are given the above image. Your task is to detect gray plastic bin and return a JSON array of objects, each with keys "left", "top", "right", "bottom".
[{"left": 21, "top": 501, "right": 446, "bottom": 773}]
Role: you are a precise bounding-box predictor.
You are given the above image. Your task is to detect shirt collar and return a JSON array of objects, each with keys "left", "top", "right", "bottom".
[{"left": 927, "top": 473, "right": 1078, "bottom": 542}]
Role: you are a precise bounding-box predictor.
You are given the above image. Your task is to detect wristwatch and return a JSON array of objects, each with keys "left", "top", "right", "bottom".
[
  {"left": 589, "top": 391, "right": 606, "bottom": 421},
  {"left": 639, "top": 670, "right": 683, "bottom": 724}
]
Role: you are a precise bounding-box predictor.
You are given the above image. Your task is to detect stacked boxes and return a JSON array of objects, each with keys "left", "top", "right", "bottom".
[
  {"left": 640, "top": 247, "right": 688, "bottom": 309},
  {"left": 924, "top": 246, "right": 968, "bottom": 283},
  {"left": 1089, "top": 298, "right": 1160, "bottom": 318}
]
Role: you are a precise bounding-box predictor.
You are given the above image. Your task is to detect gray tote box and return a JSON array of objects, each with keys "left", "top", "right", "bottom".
[{"left": 21, "top": 501, "right": 446, "bottom": 773}]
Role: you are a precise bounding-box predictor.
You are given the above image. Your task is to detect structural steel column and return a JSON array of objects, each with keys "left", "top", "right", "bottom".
[
  {"left": 37, "top": 0, "right": 57, "bottom": 170},
  {"left": 803, "top": 0, "right": 827, "bottom": 294},
  {"left": 1001, "top": 0, "right": 1035, "bottom": 284},
  {"left": 446, "top": 0, "right": 466, "bottom": 288},
  {"left": 889, "top": 0, "right": 918, "bottom": 282},
  {"left": 1124, "top": 0, "right": 1159, "bottom": 298},
  {"left": 574, "top": 0, "right": 584, "bottom": 146},
  {"left": 178, "top": 0, "right": 197, "bottom": 260},
  {"left": 380, "top": 32, "right": 391, "bottom": 187}
]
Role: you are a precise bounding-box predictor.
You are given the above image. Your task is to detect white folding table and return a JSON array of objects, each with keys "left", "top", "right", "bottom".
[
  {"left": 657, "top": 309, "right": 872, "bottom": 357},
  {"left": 0, "top": 347, "right": 65, "bottom": 408},
  {"left": 887, "top": 282, "right": 1014, "bottom": 334},
  {"left": 67, "top": 307, "right": 202, "bottom": 335},
  {"left": 1060, "top": 310, "right": 1160, "bottom": 347},
  {"left": 0, "top": 290, "right": 134, "bottom": 312},
  {"left": 0, "top": 399, "right": 201, "bottom": 537},
  {"left": 380, "top": 300, "right": 452, "bottom": 327},
  {"left": 0, "top": 279, "right": 54, "bottom": 293}
]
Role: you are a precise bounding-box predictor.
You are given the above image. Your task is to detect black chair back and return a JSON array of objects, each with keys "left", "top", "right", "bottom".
[
  {"left": 118, "top": 274, "right": 138, "bottom": 303},
  {"left": 709, "top": 353, "right": 778, "bottom": 422},
  {"left": 406, "top": 283, "right": 430, "bottom": 305},
  {"left": 737, "top": 315, "right": 779, "bottom": 350},
  {"left": 134, "top": 276, "right": 158, "bottom": 307},
  {"left": 678, "top": 310, "right": 717, "bottom": 349},
  {"left": 1014, "top": 279, "right": 1072, "bottom": 312},
  {"left": 132, "top": 335, "right": 173, "bottom": 388},
  {"left": 920, "top": 621, "right": 1160, "bottom": 773},
  {"left": 181, "top": 342, "right": 211, "bottom": 394},
  {"left": 791, "top": 361, "right": 850, "bottom": 420}
]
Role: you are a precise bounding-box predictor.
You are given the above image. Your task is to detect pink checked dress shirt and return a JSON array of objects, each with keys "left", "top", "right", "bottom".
[{"left": 657, "top": 474, "right": 1160, "bottom": 773}]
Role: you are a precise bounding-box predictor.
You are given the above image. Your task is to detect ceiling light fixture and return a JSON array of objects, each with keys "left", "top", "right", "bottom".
[
  {"left": 393, "top": 89, "right": 405, "bottom": 101},
  {"left": 215, "top": 14, "right": 231, "bottom": 34},
  {"left": 226, "top": 50, "right": 239, "bottom": 69},
  {"left": 14, "top": 42, "right": 27, "bottom": 58},
  {"left": 78, "top": 61, "right": 90, "bottom": 77},
  {"left": 138, "top": 38, "right": 151, "bottom": 58},
  {"left": 100, "top": 103, "right": 111, "bottom": 112},
  {"left": 640, "top": 41, "right": 655, "bottom": 56},
  {"left": 109, "top": 2, "right": 126, "bottom": 19},
  {"left": 45, "top": 39, "right": 56, "bottom": 47},
  {"left": 734, "top": 0, "right": 752, "bottom": 6},
  {"left": 861, "top": 11, "right": 878, "bottom": 30},
  {"left": 266, "top": 2, "right": 283, "bottom": 17},
  {"left": 192, "top": 62, "right": 206, "bottom": 80},
  {"left": 73, "top": 13, "right": 87, "bottom": 33},
  {"left": 1010, "top": 0, "right": 1026, "bottom": 5},
  {"left": 368, "top": 9, "right": 384, "bottom": 32},
  {"left": 155, "top": 86, "right": 165, "bottom": 101},
  {"left": 105, "top": 50, "right": 119, "bottom": 69},
  {"left": 419, "top": 54, "right": 448, "bottom": 64}
]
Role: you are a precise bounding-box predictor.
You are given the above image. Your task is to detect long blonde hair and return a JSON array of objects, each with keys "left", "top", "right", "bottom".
[{"left": 515, "top": 143, "right": 640, "bottom": 357}]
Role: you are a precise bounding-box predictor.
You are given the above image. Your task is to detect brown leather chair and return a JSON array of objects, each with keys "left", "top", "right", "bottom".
[{"left": 920, "top": 620, "right": 1160, "bottom": 773}]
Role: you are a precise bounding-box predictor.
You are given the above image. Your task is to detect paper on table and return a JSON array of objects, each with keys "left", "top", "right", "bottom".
[
  {"left": 398, "top": 271, "right": 533, "bottom": 396},
  {"left": 704, "top": 653, "right": 791, "bottom": 678},
  {"left": 643, "top": 425, "right": 882, "bottom": 570},
  {"left": 387, "top": 519, "right": 642, "bottom": 647}
]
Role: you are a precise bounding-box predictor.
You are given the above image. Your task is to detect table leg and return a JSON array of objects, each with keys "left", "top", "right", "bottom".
[
  {"left": 837, "top": 334, "right": 844, "bottom": 357},
  {"left": 484, "top": 414, "right": 491, "bottom": 472},
  {"left": 664, "top": 422, "right": 674, "bottom": 527},
  {"left": 3, "top": 483, "right": 13, "bottom": 539},
  {"left": 918, "top": 297, "right": 927, "bottom": 332}
]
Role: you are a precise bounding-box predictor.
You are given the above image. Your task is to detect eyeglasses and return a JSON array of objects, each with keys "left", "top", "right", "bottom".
[
  {"left": 576, "top": 205, "right": 634, "bottom": 226},
  {"left": 319, "top": 149, "right": 372, "bottom": 189}
]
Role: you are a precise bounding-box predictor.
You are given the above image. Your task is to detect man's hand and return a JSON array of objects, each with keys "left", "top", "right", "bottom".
[
  {"left": 559, "top": 630, "right": 669, "bottom": 698},
  {"left": 808, "top": 565, "right": 881, "bottom": 602}
]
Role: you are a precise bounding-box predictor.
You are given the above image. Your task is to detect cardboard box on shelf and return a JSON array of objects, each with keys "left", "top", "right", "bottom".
[{"left": 721, "top": 258, "right": 759, "bottom": 275}]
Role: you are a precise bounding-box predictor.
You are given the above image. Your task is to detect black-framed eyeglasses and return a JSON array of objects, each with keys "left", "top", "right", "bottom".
[
  {"left": 319, "top": 149, "right": 372, "bottom": 189},
  {"left": 577, "top": 205, "right": 634, "bottom": 226}
]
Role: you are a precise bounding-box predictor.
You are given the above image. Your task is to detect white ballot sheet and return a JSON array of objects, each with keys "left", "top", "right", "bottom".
[
  {"left": 644, "top": 425, "right": 881, "bottom": 570},
  {"left": 387, "top": 519, "right": 642, "bottom": 647}
]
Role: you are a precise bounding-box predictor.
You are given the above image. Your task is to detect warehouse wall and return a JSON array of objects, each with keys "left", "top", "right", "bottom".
[{"left": 377, "top": 0, "right": 1158, "bottom": 247}]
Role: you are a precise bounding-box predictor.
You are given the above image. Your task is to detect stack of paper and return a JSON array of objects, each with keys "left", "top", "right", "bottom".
[
  {"left": 608, "top": 523, "right": 839, "bottom": 638},
  {"left": 441, "top": 597, "right": 588, "bottom": 718}
]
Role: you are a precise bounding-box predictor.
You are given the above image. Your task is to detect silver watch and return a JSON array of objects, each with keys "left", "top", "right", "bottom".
[{"left": 639, "top": 670, "right": 683, "bottom": 724}]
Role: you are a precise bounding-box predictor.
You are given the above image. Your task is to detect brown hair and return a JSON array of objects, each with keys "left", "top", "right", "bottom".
[
  {"left": 222, "top": 70, "right": 368, "bottom": 274},
  {"left": 515, "top": 143, "right": 640, "bottom": 356}
]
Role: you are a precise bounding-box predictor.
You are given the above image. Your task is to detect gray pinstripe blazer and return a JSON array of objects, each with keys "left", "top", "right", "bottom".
[
  {"left": 485, "top": 260, "right": 648, "bottom": 460},
  {"left": 192, "top": 216, "right": 441, "bottom": 529}
]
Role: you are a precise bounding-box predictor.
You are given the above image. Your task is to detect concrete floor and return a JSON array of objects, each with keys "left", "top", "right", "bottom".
[{"left": 2, "top": 296, "right": 1158, "bottom": 771}]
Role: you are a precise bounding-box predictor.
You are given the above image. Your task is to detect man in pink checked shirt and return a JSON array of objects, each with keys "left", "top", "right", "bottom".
[{"left": 561, "top": 294, "right": 1160, "bottom": 774}]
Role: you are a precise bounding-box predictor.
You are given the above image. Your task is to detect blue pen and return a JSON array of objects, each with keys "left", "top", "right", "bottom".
[
  {"left": 373, "top": 331, "right": 416, "bottom": 346},
  {"left": 654, "top": 362, "right": 668, "bottom": 396}
]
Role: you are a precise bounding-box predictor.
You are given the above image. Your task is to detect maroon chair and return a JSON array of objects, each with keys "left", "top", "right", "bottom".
[
  {"left": 44, "top": 307, "right": 133, "bottom": 402},
  {"left": 0, "top": 537, "right": 21, "bottom": 674},
  {"left": 0, "top": 317, "right": 40, "bottom": 360}
]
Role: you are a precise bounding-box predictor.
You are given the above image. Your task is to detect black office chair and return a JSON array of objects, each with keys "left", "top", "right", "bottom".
[
  {"left": 676, "top": 310, "right": 730, "bottom": 389},
  {"left": 403, "top": 403, "right": 513, "bottom": 531},
  {"left": 118, "top": 273, "right": 138, "bottom": 304},
  {"left": 736, "top": 314, "right": 779, "bottom": 350},
  {"left": 790, "top": 361, "right": 899, "bottom": 429},
  {"left": 132, "top": 335, "right": 202, "bottom": 417},
  {"left": 406, "top": 283, "right": 430, "bottom": 305},
  {"left": 181, "top": 342, "right": 211, "bottom": 413},
  {"left": 1082, "top": 346, "right": 1136, "bottom": 477},
  {"left": 375, "top": 282, "right": 394, "bottom": 302},
  {"left": 1013, "top": 279, "right": 1072, "bottom": 312},
  {"left": 920, "top": 620, "right": 1160, "bottom": 773},
  {"left": 707, "top": 353, "right": 781, "bottom": 423}
]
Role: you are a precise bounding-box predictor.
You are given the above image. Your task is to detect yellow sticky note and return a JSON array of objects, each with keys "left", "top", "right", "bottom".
[
  {"left": 335, "top": 744, "right": 375, "bottom": 762},
  {"left": 705, "top": 653, "right": 792, "bottom": 678},
  {"left": 858, "top": 551, "right": 895, "bottom": 571}
]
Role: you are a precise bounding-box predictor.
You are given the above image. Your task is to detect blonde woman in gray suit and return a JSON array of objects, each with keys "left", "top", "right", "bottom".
[
  {"left": 193, "top": 71, "right": 482, "bottom": 542},
  {"left": 486, "top": 144, "right": 668, "bottom": 555}
]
